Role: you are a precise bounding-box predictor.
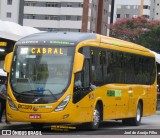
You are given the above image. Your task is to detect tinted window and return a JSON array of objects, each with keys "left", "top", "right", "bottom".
[{"left": 90, "top": 47, "right": 156, "bottom": 86}]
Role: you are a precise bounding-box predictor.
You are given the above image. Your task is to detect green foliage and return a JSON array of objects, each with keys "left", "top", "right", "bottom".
[
  {"left": 137, "top": 27, "right": 160, "bottom": 52},
  {"left": 110, "top": 16, "right": 160, "bottom": 53}
]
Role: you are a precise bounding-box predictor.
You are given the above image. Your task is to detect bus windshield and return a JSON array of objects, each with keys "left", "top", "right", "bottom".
[{"left": 10, "top": 46, "right": 74, "bottom": 103}]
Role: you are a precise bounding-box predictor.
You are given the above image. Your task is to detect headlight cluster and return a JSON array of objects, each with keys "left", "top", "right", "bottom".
[
  {"left": 54, "top": 95, "right": 71, "bottom": 112},
  {"left": 7, "top": 95, "right": 18, "bottom": 111}
]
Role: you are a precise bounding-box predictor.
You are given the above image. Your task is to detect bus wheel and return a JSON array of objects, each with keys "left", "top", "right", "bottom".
[
  {"left": 122, "top": 102, "right": 142, "bottom": 126},
  {"left": 31, "top": 123, "right": 44, "bottom": 129},
  {"left": 85, "top": 104, "right": 101, "bottom": 130},
  {"left": 130, "top": 102, "right": 142, "bottom": 126}
]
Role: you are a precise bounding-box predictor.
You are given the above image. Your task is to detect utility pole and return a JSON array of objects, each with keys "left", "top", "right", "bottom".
[{"left": 140, "top": 0, "right": 144, "bottom": 16}]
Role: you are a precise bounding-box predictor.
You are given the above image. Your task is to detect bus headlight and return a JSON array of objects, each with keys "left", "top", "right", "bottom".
[
  {"left": 54, "top": 95, "right": 71, "bottom": 112},
  {"left": 7, "top": 95, "right": 18, "bottom": 111}
]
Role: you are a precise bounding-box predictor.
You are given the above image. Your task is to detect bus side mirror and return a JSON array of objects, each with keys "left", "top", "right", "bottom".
[
  {"left": 4, "top": 52, "right": 13, "bottom": 73},
  {"left": 73, "top": 53, "right": 84, "bottom": 73}
]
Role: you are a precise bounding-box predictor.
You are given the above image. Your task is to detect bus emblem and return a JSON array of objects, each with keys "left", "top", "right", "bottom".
[
  {"left": 33, "top": 106, "right": 38, "bottom": 111},
  {"left": 32, "top": 98, "right": 40, "bottom": 103}
]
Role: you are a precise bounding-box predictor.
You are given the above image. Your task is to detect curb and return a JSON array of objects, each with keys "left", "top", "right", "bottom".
[{"left": 156, "top": 111, "right": 160, "bottom": 115}]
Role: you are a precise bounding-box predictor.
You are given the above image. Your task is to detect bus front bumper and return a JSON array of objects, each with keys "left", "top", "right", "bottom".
[{"left": 6, "top": 105, "right": 92, "bottom": 123}]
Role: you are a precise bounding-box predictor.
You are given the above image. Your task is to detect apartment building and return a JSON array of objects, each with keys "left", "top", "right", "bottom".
[
  {"left": 0, "top": 0, "right": 111, "bottom": 35},
  {"left": 0, "top": 0, "right": 20, "bottom": 23},
  {"left": 154, "top": 0, "right": 160, "bottom": 20},
  {"left": 112, "top": 0, "right": 154, "bottom": 23}
]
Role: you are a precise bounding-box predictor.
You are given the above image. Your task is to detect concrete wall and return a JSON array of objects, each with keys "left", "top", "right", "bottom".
[{"left": 0, "top": 0, "right": 20, "bottom": 23}]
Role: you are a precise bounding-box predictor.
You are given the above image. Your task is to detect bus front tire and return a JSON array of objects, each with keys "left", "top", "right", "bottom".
[
  {"left": 122, "top": 102, "right": 142, "bottom": 126},
  {"left": 84, "top": 104, "right": 101, "bottom": 130}
]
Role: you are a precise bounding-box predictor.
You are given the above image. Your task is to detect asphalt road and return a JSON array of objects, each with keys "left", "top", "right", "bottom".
[{"left": 0, "top": 111, "right": 160, "bottom": 137}]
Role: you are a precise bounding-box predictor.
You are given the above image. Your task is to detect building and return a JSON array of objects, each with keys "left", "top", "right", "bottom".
[
  {"left": 153, "top": 0, "right": 160, "bottom": 20},
  {"left": 90, "top": 0, "right": 111, "bottom": 35},
  {"left": 0, "top": 0, "right": 111, "bottom": 35},
  {"left": 112, "top": 0, "right": 154, "bottom": 23},
  {"left": 0, "top": 0, "right": 21, "bottom": 23}
]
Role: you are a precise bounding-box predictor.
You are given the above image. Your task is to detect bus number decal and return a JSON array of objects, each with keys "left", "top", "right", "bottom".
[{"left": 18, "top": 104, "right": 32, "bottom": 110}]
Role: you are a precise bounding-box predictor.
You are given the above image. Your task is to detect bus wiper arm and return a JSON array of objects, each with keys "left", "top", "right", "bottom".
[
  {"left": 20, "top": 89, "right": 57, "bottom": 100},
  {"left": 43, "top": 89, "right": 57, "bottom": 100}
]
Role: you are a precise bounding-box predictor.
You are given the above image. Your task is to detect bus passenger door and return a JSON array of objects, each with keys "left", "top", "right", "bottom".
[
  {"left": 73, "top": 47, "right": 93, "bottom": 121},
  {"left": 73, "top": 59, "right": 91, "bottom": 107}
]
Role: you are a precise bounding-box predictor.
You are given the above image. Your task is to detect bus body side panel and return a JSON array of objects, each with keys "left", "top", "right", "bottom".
[
  {"left": 141, "top": 84, "right": 157, "bottom": 117},
  {"left": 99, "top": 42, "right": 157, "bottom": 120},
  {"left": 128, "top": 85, "right": 150, "bottom": 117},
  {"left": 101, "top": 84, "right": 130, "bottom": 120}
]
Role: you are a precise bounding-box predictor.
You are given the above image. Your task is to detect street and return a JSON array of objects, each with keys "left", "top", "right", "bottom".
[{"left": 0, "top": 111, "right": 160, "bottom": 136}]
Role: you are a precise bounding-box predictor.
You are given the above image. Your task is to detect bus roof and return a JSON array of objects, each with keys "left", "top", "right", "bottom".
[
  {"left": 16, "top": 32, "right": 97, "bottom": 46},
  {"left": 99, "top": 35, "right": 149, "bottom": 53},
  {"left": 16, "top": 32, "right": 153, "bottom": 56}
]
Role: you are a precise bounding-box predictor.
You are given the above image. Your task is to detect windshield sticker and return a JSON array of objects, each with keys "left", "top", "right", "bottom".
[
  {"left": 34, "top": 106, "right": 52, "bottom": 109},
  {"left": 107, "top": 90, "right": 122, "bottom": 97}
]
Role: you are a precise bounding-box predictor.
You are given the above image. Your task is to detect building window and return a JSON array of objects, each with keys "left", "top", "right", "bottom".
[
  {"left": 133, "top": 15, "right": 138, "bottom": 18},
  {"left": 46, "top": 2, "right": 59, "bottom": 7},
  {"left": 45, "top": 15, "right": 59, "bottom": 20},
  {"left": 24, "top": 14, "right": 35, "bottom": 19},
  {"left": 126, "top": 5, "right": 130, "bottom": 9},
  {"left": 104, "top": 9, "right": 108, "bottom": 15},
  {"left": 6, "top": 12, "right": 11, "bottom": 18},
  {"left": 79, "top": 3, "right": 83, "bottom": 7},
  {"left": 24, "top": 1, "right": 36, "bottom": 6},
  {"left": 117, "top": 5, "right": 121, "bottom": 9},
  {"left": 143, "top": 15, "right": 149, "bottom": 18},
  {"left": 77, "top": 16, "right": 81, "bottom": 20},
  {"left": 125, "top": 14, "right": 130, "bottom": 18},
  {"left": 157, "top": 13, "right": 159, "bottom": 15},
  {"left": 157, "top": 3, "right": 159, "bottom": 6},
  {"left": 67, "top": 3, "right": 72, "bottom": 7},
  {"left": 117, "top": 14, "right": 120, "bottom": 18},
  {"left": 143, "top": 5, "right": 150, "bottom": 9},
  {"left": 133, "top": 5, "right": 139, "bottom": 9},
  {"left": 66, "top": 16, "right": 71, "bottom": 20},
  {"left": 7, "top": 0, "right": 12, "bottom": 5}
]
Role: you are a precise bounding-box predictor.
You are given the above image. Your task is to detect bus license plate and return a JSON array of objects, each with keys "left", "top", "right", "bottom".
[{"left": 29, "top": 114, "right": 41, "bottom": 119}]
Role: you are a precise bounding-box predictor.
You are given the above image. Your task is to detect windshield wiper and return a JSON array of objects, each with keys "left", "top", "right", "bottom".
[
  {"left": 44, "top": 89, "right": 58, "bottom": 100},
  {"left": 15, "top": 89, "right": 57, "bottom": 100}
]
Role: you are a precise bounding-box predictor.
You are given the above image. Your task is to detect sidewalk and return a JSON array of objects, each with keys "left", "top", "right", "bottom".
[{"left": 0, "top": 120, "right": 29, "bottom": 128}]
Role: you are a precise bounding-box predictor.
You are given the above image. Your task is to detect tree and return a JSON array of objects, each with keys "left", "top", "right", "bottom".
[
  {"left": 110, "top": 16, "right": 160, "bottom": 52},
  {"left": 137, "top": 27, "right": 160, "bottom": 52}
]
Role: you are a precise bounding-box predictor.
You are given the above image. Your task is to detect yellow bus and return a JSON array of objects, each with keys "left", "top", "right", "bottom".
[{"left": 4, "top": 32, "right": 157, "bottom": 130}]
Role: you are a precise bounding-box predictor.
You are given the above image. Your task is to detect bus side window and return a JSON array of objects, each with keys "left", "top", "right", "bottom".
[
  {"left": 82, "top": 59, "right": 90, "bottom": 88},
  {"left": 74, "top": 72, "right": 82, "bottom": 88}
]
